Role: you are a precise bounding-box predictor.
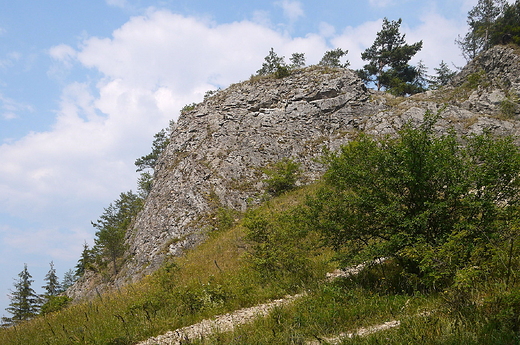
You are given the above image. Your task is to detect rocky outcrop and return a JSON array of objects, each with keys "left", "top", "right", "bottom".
[{"left": 67, "top": 46, "right": 520, "bottom": 301}]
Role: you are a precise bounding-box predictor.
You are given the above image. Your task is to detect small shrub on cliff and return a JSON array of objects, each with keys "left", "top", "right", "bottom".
[{"left": 262, "top": 158, "right": 302, "bottom": 197}]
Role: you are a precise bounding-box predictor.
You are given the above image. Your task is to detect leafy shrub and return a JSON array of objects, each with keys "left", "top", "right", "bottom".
[
  {"left": 40, "top": 295, "right": 72, "bottom": 315},
  {"left": 262, "top": 158, "right": 302, "bottom": 196},
  {"left": 305, "top": 112, "right": 520, "bottom": 292}
]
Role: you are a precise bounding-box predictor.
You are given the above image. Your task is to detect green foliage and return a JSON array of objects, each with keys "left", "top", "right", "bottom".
[
  {"left": 40, "top": 296, "right": 71, "bottom": 315},
  {"left": 256, "top": 49, "right": 305, "bottom": 78},
  {"left": 181, "top": 102, "right": 197, "bottom": 113},
  {"left": 289, "top": 52, "right": 306, "bottom": 69},
  {"left": 92, "top": 191, "right": 143, "bottom": 275},
  {"left": 429, "top": 60, "right": 457, "bottom": 89},
  {"left": 75, "top": 241, "right": 95, "bottom": 277},
  {"left": 41, "top": 262, "right": 62, "bottom": 306},
  {"left": 318, "top": 48, "right": 350, "bottom": 68},
  {"left": 61, "top": 269, "right": 77, "bottom": 290},
  {"left": 2, "top": 264, "right": 40, "bottom": 326},
  {"left": 306, "top": 112, "right": 520, "bottom": 292},
  {"left": 262, "top": 158, "right": 302, "bottom": 196},
  {"left": 457, "top": 0, "right": 520, "bottom": 61},
  {"left": 243, "top": 207, "right": 318, "bottom": 282},
  {"left": 500, "top": 98, "right": 518, "bottom": 119},
  {"left": 135, "top": 127, "right": 170, "bottom": 173},
  {"left": 256, "top": 48, "right": 286, "bottom": 76},
  {"left": 489, "top": 0, "right": 520, "bottom": 46},
  {"left": 358, "top": 18, "right": 424, "bottom": 95}
]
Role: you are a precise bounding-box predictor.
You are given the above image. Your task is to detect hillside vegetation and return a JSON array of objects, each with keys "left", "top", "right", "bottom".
[{"left": 3, "top": 110, "right": 520, "bottom": 343}]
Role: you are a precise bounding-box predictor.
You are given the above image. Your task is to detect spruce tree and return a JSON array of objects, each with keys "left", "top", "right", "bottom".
[
  {"left": 41, "top": 261, "right": 62, "bottom": 301},
  {"left": 2, "top": 264, "right": 40, "bottom": 325},
  {"left": 75, "top": 241, "right": 94, "bottom": 277},
  {"left": 61, "top": 269, "right": 77, "bottom": 290}
]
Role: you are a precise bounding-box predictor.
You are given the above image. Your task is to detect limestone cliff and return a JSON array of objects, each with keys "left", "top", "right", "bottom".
[{"left": 67, "top": 45, "right": 520, "bottom": 300}]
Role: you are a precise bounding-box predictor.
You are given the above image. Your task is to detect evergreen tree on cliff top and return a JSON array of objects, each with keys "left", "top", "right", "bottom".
[{"left": 358, "top": 18, "right": 423, "bottom": 96}]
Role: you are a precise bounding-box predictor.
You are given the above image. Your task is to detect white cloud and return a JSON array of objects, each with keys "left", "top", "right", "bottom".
[
  {"left": 404, "top": 11, "right": 468, "bottom": 69},
  {"left": 1, "top": 224, "right": 90, "bottom": 261},
  {"left": 319, "top": 22, "right": 336, "bottom": 38},
  {"left": 0, "top": 10, "right": 332, "bottom": 232},
  {"left": 330, "top": 8, "right": 467, "bottom": 71},
  {"left": 276, "top": 0, "right": 305, "bottom": 22},
  {"left": 0, "top": 94, "right": 33, "bottom": 121},
  {"left": 331, "top": 19, "right": 384, "bottom": 69}
]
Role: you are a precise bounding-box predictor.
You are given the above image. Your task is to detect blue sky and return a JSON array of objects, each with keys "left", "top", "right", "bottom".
[{"left": 0, "top": 0, "right": 492, "bottom": 315}]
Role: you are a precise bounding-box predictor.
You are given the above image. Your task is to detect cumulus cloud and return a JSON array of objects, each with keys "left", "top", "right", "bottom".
[
  {"left": 276, "top": 0, "right": 305, "bottom": 22},
  {"left": 330, "top": 8, "right": 467, "bottom": 71},
  {"left": 0, "top": 10, "right": 331, "bottom": 254}
]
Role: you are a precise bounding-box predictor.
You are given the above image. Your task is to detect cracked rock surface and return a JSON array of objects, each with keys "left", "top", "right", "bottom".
[{"left": 68, "top": 46, "right": 520, "bottom": 301}]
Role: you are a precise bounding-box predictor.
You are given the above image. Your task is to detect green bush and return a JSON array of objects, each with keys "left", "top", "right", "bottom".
[
  {"left": 40, "top": 295, "right": 72, "bottom": 315},
  {"left": 305, "top": 112, "right": 520, "bottom": 292},
  {"left": 262, "top": 158, "right": 302, "bottom": 197}
]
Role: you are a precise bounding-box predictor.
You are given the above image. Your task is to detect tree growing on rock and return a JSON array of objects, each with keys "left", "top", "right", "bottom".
[
  {"left": 429, "top": 60, "right": 457, "bottom": 89},
  {"left": 289, "top": 52, "right": 306, "bottom": 69},
  {"left": 318, "top": 48, "right": 350, "bottom": 68},
  {"left": 456, "top": 0, "right": 507, "bottom": 61},
  {"left": 358, "top": 18, "right": 423, "bottom": 96},
  {"left": 92, "top": 191, "right": 143, "bottom": 275},
  {"left": 256, "top": 48, "right": 287, "bottom": 76}
]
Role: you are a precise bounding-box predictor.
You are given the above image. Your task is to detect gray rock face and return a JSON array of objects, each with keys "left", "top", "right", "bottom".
[
  {"left": 67, "top": 46, "right": 520, "bottom": 300},
  {"left": 122, "top": 67, "right": 382, "bottom": 281}
]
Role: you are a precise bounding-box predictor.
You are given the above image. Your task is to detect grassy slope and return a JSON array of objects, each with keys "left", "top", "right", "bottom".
[
  {"left": 1, "top": 183, "right": 519, "bottom": 344},
  {"left": 0, "top": 181, "right": 513, "bottom": 345}
]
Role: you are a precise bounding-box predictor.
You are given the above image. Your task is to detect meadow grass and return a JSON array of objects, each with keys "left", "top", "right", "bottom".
[{"left": 1, "top": 184, "right": 520, "bottom": 344}]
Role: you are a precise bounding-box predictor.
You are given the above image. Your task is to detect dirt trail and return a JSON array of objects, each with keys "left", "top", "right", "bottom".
[
  {"left": 136, "top": 294, "right": 304, "bottom": 345},
  {"left": 136, "top": 259, "right": 396, "bottom": 345}
]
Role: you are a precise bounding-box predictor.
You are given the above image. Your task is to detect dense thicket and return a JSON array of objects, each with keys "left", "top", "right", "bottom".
[{"left": 304, "top": 113, "right": 520, "bottom": 292}]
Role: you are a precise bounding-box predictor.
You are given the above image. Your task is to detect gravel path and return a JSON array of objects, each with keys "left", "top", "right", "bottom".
[
  {"left": 136, "top": 294, "right": 304, "bottom": 345},
  {"left": 306, "top": 320, "right": 401, "bottom": 345},
  {"left": 136, "top": 259, "right": 395, "bottom": 345}
]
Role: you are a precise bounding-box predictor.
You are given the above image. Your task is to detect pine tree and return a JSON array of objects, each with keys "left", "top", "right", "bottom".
[
  {"left": 456, "top": 0, "right": 507, "bottom": 61},
  {"left": 289, "top": 52, "right": 306, "bottom": 69},
  {"left": 61, "top": 269, "right": 77, "bottom": 290},
  {"left": 358, "top": 18, "right": 423, "bottom": 96},
  {"left": 256, "top": 48, "right": 287, "bottom": 76},
  {"left": 2, "top": 264, "right": 40, "bottom": 325},
  {"left": 318, "top": 48, "right": 350, "bottom": 68},
  {"left": 429, "top": 61, "right": 456, "bottom": 89}
]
